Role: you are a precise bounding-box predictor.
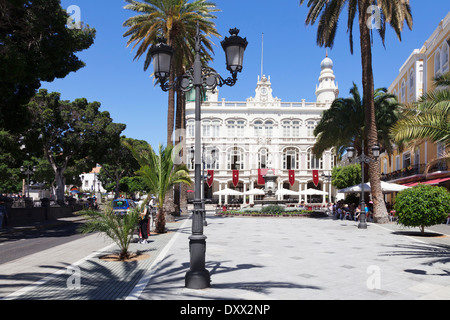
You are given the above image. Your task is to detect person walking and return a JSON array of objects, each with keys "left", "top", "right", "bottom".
[
  {"left": 139, "top": 206, "right": 150, "bottom": 244},
  {"left": 0, "top": 201, "right": 6, "bottom": 229},
  {"left": 355, "top": 205, "right": 361, "bottom": 222}
]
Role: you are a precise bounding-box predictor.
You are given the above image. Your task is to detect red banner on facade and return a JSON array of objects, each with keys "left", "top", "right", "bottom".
[
  {"left": 289, "top": 170, "right": 295, "bottom": 186},
  {"left": 257, "top": 168, "right": 276, "bottom": 185},
  {"left": 232, "top": 170, "right": 239, "bottom": 187},
  {"left": 257, "top": 168, "right": 265, "bottom": 185},
  {"left": 312, "top": 170, "right": 319, "bottom": 187},
  {"left": 207, "top": 170, "right": 214, "bottom": 187}
]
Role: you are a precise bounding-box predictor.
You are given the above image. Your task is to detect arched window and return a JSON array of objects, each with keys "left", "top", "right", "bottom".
[
  {"left": 307, "top": 120, "right": 316, "bottom": 137},
  {"left": 282, "top": 120, "right": 291, "bottom": 137},
  {"left": 282, "top": 120, "right": 300, "bottom": 137},
  {"left": 202, "top": 120, "right": 211, "bottom": 137},
  {"left": 236, "top": 120, "right": 245, "bottom": 136},
  {"left": 264, "top": 120, "right": 273, "bottom": 137},
  {"left": 204, "top": 147, "right": 219, "bottom": 170},
  {"left": 409, "top": 70, "right": 414, "bottom": 90},
  {"left": 211, "top": 120, "right": 220, "bottom": 137},
  {"left": 254, "top": 120, "right": 263, "bottom": 137},
  {"left": 442, "top": 44, "right": 449, "bottom": 72},
  {"left": 227, "top": 120, "right": 235, "bottom": 137},
  {"left": 283, "top": 147, "right": 299, "bottom": 170},
  {"left": 258, "top": 148, "right": 268, "bottom": 169},
  {"left": 187, "top": 120, "right": 194, "bottom": 137},
  {"left": 307, "top": 149, "right": 323, "bottom": 170},
  {"left": 401, "top": 80, "right": 406, "bottom": 102},
  {"left": 435, "top": 49, "right": 441, "bottom": 75},
  {"left": 292, "top": 121, "right": 300, "bottom": 137},
  {"left": 227, "top": 147, "right": 244, "bottom": 170}
]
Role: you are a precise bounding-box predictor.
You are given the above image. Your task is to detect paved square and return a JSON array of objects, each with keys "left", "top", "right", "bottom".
[{"left": 138, "top": 215, "right": 450, "bottom": 300}]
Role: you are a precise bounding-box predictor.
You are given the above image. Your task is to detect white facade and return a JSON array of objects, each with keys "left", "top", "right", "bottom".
[
  {"left": 80, "top": 166, "right": 106, "bottom": 194},
  {"left": 185, "top": 56, "right": 339, "bottom": 204}
]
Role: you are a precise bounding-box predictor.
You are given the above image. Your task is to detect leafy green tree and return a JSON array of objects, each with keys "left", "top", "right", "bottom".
[
  {"left": 25, "top": 89, "right": 126, "bottom": 204},
  {"left": 126, "top": 143, "right": 191, "bottom": 233},
  {"left": 0, "top": 131, "right": 24, "bottom": 193},
  {"left": 299, "top": 0, "right": 413, "bottom": 224},
  {"left": 97, "top": 137, "right": 151, "bottom": 199},
  {"left": 394, "top": 184, "right": 450, "bottom": 235},
  {"left": 0, "top": 0, "right": 95, "bottom": 132},
  {"left": 78, "top": 205, "right": 140, "bottom": 260},
  {"left": 331, "top": 164, "right": 361, "bottom": 190}
]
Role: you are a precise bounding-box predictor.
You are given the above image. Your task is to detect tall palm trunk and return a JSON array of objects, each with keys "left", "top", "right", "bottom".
[
  {"left": 167, "top": 67, "right": 176, "bottom": 147},
  {"left": 156, "top": 206, "right": 166, "bottom": 234},
  {"left": 358, "top": 2, "right": 388, "bottom": 223},
  {"left": 174, "top": 86, "right": 188, "bottom": 216},
  {"left": 163, "top": 53, "right": 177, "bottom": 221}
]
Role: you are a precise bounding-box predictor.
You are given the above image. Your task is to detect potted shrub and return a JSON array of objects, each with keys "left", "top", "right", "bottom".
[{"left": 394, "top": 184, "right": 450, "bottom": 235}]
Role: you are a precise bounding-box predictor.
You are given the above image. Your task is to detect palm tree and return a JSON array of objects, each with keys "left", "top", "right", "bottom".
[
  {"left": 314, "top": 83, "right": 400, "bottom": 162},
  {"left": 123, "top": 0, "right": 220, "bottom": 146},
  {"left": 78, "top": 205, "right": 140, "bottom": 261},
  {"left": 127, "top": 143, "right": 191, "bottom": 233},
  {"left": 390, "top": 72, "right": 450, "bottom": 171},
  {"left": 299, "top": 0, "right": 413, "bottom": 223}
]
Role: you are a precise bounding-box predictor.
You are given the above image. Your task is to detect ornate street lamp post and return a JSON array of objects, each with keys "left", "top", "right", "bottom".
[
  {"left": 321, "top": 172, "right": 332, "bottom": 204},
  {"left": 346, "top": 141, "right": 380, "bottom": 229},
  {"left": 149, "top": 25, "right": 247, "bottom": 289},
  {"left": 21, "top": 165, "right": 36, "bottom": 198}
]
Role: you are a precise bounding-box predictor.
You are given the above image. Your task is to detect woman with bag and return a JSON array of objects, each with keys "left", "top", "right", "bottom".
[{"left": 139, "top": 205, "right": 150, "bottom": 244}]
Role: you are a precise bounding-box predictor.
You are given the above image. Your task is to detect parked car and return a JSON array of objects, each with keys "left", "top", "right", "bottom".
[{"left": 112, "top": 199, "right": 136, "bottom": 215}]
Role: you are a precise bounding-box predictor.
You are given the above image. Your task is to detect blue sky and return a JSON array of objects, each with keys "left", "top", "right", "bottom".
[{"left": 42, "top": 0, "right": 450, "bottom": 149}]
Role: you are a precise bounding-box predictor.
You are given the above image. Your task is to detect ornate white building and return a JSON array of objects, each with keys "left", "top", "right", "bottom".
[{"left": 185, "top": 55, "right": 339, "bottom": 205}]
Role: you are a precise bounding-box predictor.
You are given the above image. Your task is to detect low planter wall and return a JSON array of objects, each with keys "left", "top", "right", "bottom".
[
  {"left": 5, "top": 206, "right": 80, "bottom": 227},
  {"left": 216, "top": 211, "right": 328, "bottom": 218}
]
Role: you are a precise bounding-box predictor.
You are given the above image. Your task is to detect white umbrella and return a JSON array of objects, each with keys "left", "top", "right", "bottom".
[
  {"left": 338, "top": 184, "right": 365, "bottom": 193},
  {"left": 275, "top": 188, "right": 299, "bottom": 196},
  {"left": 338, "top": 181, "right": 410, "bottom": 193},
  {"left": 213, "top": 188, "right": 243, "bottom": 196},
  {"left": 243, "top": 188, "right": 265, "bottom": 195},
  {"left": 376, "top": 181, "right": 410, "bottom": 192},
  {"left": 299, "top": 188, "right": 328, "bottom": 196}
]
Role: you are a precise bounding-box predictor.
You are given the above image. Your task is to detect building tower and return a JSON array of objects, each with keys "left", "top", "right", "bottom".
[{"left": 315, "top": 53, "right": 339, "bottom": 104}]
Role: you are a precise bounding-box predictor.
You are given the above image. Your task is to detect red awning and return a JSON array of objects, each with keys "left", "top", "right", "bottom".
[
  {"left": 402, "top": 177, "right": 450, "bottom": 187},
  {"left": 403, "top": 182, "right": 419, "bottom": 187},
  {"left": 422, "top": 177, "right": 450, "bottom": 185}
]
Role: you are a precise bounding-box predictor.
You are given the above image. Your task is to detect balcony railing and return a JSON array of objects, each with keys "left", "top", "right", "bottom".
[{"left": 381, "top": 162, "right": 448, "bottom": 181}]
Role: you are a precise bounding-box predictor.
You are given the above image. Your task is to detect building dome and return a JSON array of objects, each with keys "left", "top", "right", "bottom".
[{"left": 320, "top": 56, "right": 333, "bottom": 70}]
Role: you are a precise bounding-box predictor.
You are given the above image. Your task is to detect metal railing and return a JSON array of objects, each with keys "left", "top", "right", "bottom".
[{"left": 381, "top": 162, "right": 448, "bottom": 181}]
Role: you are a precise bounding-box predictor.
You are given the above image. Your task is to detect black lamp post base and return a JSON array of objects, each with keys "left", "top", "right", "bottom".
[
  {"left": 185, "top": 233, "right": 211, "bottom": 289},
  {"left": 185, "top": 269, "right": 211, "bottom": 289},
  {"left": 358, "top": 213, "right": 368, "bottom": 229}
]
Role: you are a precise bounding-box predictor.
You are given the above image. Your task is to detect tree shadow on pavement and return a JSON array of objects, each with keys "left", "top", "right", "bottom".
[
  {"left": 0, "top": 255, "right": 154, "bottom": 300},
  {"left": 381, "top": 242, "right": 450, "bottom": 276},
  {"left": 140, "top": 254, "right": 322, "bottom": 300}
]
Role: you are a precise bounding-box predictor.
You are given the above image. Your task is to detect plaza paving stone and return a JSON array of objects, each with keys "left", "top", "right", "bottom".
[{"left": 1, "top": 212, "right": 449, "bottom": 300}]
